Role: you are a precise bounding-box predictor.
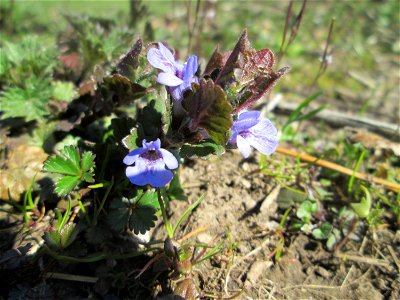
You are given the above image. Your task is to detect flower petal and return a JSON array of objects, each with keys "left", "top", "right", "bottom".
[
  {"left": 169, "top": 85, "right": 183, "bottom": 101},
  {"left": 147, "top": 47, "right": 175, "bottom": 73},
  {"left": 237, "top": 134, "right": 252, "bottom": 158},
  {"left": 143, "top": 138, "right": 161, "bottom": 150},
  {"left": 232, "top": 117, "right": 259, "bottom": 132},
  {"left": 183, "top": 55, "right": 198, "bottom": 80},
  {"left": 126, "top": 165, "right": 149, "bottom": 186},
  {"left": 123, "top": 147, "right": 145, "bottom": 165},
  {"left": 250, "top": 118, "right": 278, "bottom": 137},
  {"left": 154, "top": 138, "right": 161, "bottom": 149},
  {"left": 238, "top": 110, "right": 261, "bottom": 121},
  {"left": 228, "top": 131, "right": 238, "bottom": 145},
  {"left": 158, "top": 43, "right": 176, "bottom": 64},
  {"left": 160, "top": 149, "right": 178, "bottom": 170},
  {"left": 147, "top": 168, "right": 174, "bottom": 187},
  {"left": 231, "top": 110, "right": 261, "bottom": 132},
  {"left": 158, "top": 72, "right": 183, "bottom": 87},
  {"left": 126, "top": 158, "right": 173, "bottom": 187},
  {"left": 246, "top": 134, "right": 278, "bottom": 155}
]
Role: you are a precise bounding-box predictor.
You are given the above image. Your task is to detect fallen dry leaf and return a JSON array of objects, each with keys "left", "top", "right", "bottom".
[
  {"left": 347, "top": 128, "right": 400, "bottom": 156},
  {"left": 0, "top": 144, "right": 48, "bottom": 201}
]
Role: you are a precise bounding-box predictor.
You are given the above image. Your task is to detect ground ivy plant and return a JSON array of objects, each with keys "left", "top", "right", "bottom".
[{"left": 42, "top": 30, "right": 287, "bottom": 297}]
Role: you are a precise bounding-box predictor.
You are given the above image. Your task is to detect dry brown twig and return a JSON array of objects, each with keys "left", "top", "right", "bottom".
[{"left": 276, "top": 146, "right": 400, "bottom": 192}]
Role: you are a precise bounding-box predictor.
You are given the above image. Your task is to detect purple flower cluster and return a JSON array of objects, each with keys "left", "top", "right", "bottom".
[
  {"left": 228, "top": 110, "right": 278, "bottom": 158},
  {"left": 123, "top": 139, "right": 178, "bottom": 187},
  {"left": 123, "top": 44, "right": 279, "bottom": 188},
  {"left": 147, "top": 43, "right": 198, "bottom": 103}
]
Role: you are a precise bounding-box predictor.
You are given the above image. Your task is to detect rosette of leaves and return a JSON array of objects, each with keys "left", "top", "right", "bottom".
[
  {"left": 204, "top": 30, "right": 289, "bottom": 113},
  {"left": 107, "top": 190, "right": 159, "bottom": 234},
  {"left": 43, "top": 146, "right": 96, "bottom": 197}
]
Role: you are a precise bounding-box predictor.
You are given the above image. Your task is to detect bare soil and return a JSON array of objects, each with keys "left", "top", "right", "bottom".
[
  {"left": 1, "top": 145, "right": 399, "bottom": 300},
  {"left": 168, "top": 150, "right": 400, "bottom": 300}
]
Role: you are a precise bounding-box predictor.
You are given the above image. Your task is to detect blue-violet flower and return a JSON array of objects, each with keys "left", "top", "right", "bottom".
[
  {"left": 228, "top": 110, "right": 278, "bottom": 158},
  {"left": 123, "top": 139, "right": 178, "bottom": 187},
  {"left": 147, "top": 42, "right": 198, "bottom": 102}
]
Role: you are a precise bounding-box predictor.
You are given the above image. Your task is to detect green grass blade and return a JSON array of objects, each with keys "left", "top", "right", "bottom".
[{"left": 172, "top": 194, "right": 204, "bottom": 237}]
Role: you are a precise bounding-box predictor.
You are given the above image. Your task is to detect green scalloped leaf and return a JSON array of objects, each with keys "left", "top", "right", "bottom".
[
  {"left": 129, "top": 205, "right": 157, "bottom": 235},
  {"left": 107, "top": 198, "right": 130, "bottom": 232},
  {"left": 103, "top": 74, "right": 146, "bottom": 104},
  {"left": 62, "top": 146, "right": 80, "bottom": 168},
  {"left": 107, "top": 194, "right": 159, "bottom": 234},
  {"left": 179, "top": 140, "right": 225, "bottom": 159},
  {"left": 182, "top": 79, "right": 232, "bottom": 145},
  {"left": 350, "top": 185, "right": 371, "bottom": 218},
  {"left": 122, "top": 127, "right": 139, "bottom": 150},
  {"left": 137, "top": 189, "right": 159, "bottom": 210},
  {"left": 312, "top": 223, "right": 333, "bottom": 240},
  {"left": 54, "top": 175, "right": 80, "bottom": 197},
  {"left": 81, "top": 151, "right": 95, "bottom": 172},
  {"left": 43, "top": 146, "right": 96, "bottom": 197}
]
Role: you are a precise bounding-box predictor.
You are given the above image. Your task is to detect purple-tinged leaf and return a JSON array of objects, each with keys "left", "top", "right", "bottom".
[
  {"left": 103, "top": 74, "right": 147, "bottom": 105},
  {"left": 241, "top": 48, "right": 275, "bottom": 84},
  {"left": 179, "top": 139, "right": 225, "bottom": 159},
  {"left": 233, "top": 66, "right": 290, "bottom": 113},
  {"left": 206, "top": 30, "right": 288, "bottom": 112},
  {"left": 203, "top": 46, "right": 225, "bottom": 76},
  {"left": 116, "top": 38, "right": 143, "bottom": 77},
  {"left": 182, "top": 79, "right": 233, "bottom": 145},
  {"left": 215, "top": 30, "right": 250, "bottom": 87}
]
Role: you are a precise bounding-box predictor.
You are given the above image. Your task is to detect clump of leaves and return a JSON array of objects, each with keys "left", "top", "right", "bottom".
[
  {"left": 117, "top": 30, "right": 288, "bottom": 161},
  {"left": 0, "top": 36, "right": 76, "bottom": 122},
  {"left": 43, "top": 198, "right": 79, "bottom": 250},
  {"left": 43, "top": 145, "right": 96, "bottom": 197},
  {"left": 0, "top": 35, "right": 57, "bottom": 85},
  {"left": 62, "top": 14, "right": 135, "bottom": 75}
]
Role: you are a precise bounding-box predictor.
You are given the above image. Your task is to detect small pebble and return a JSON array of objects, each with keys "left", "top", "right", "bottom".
[
  {"left": 197, "top": 232, "right": 213, "bottom": 244},
  {"left": 246, "top": 260, "right": 273, "bottom": 284},
  {"left": 243, "top": 195, "right": 257, "bottom": 210},
  {"left": 242, "top": 162, "right": 251, "bottom": 172},
  {"left": 241, "top": 179, "right": 251, "bottom": 189}
]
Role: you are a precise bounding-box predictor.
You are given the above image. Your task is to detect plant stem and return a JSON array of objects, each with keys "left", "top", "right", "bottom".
[
  {"left": 157, "top": 188, "right": 173, "bottom": 239},
  {"left": 76, "top": 196, "right": 91, "bottom": 225},
  {"left": 94, "top": 177, "right": 114, "bottom": 223},
  {"left": 45, "top": 247, "right": 160, "bottom": 263}
]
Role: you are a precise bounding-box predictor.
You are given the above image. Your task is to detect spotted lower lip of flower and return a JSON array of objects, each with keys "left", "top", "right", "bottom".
[
  {"left": 123, "top": 139, "right": 178, "bottom": 187},
  {"left": 147, "top": 42, "right": 198, "bottom": 101},
  {"left": 228, "top": 110, "right": 278, "bottom": 158}
]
